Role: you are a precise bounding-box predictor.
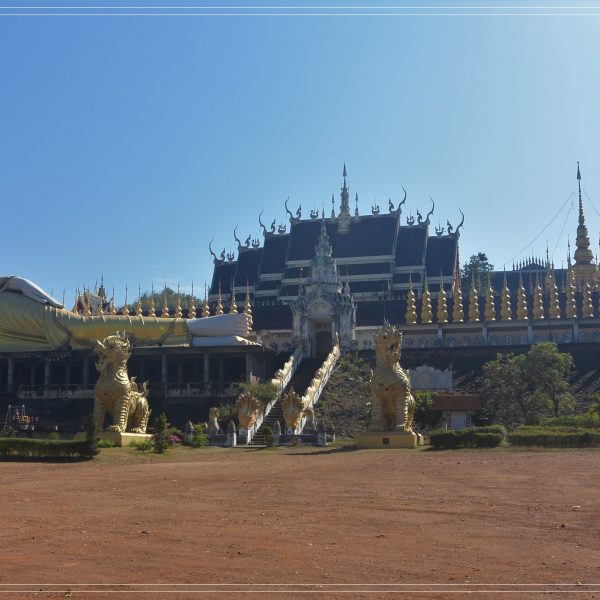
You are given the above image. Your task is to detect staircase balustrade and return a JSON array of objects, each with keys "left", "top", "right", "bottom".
[
  {"left": 296, "top": 343, "right": 340, "bottom": 434},
  {"left": 243, "top": 347, "right": 303, "bottom": 444}
]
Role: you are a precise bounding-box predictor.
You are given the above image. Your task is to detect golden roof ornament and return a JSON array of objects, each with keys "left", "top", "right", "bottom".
[
  {"left": 516, "top": 273, "right": 528, "bottom": 320},
  {"left": 582, "top": 281, "right": 594, "bottom": 318},
  {"left": 533, "top": 274, "right": 544, "bottom": 320},
  {"left": 121, "top": 287, "right": 129, "bottom": 317},
  {"left": 484, "top": 273, "right": 496, "bottom": 321},
  {"left": 96, "top": 295, "right": 105, "bottom": 316},
  {"left": 175, "top": 285, "right": 183, "bottom": 319},
  {"left": 421, "top": 276, "right": 433, "bottom": 324},
  {"left": 500, "top": 272, "right": 512, "bottom": 321},
  {"left": 72, "top": 289, "right": 80, "bottom": 313},
  {"left": 452, "top": 272, "right": 464, "bottom": 323},
  {"left": 148, "top": 285, "right": 156, "bottom": 318},
  {"left": 216, "top": 283, "right": 224, "bottom": 316},
  {"left": 188, "top": 283, "right": 196, "bottom": 319},
  {"left": 547, "top": 269, "right": 561, "bottom": 319},
  {"left": 565, "top": 269, "right": 577, "bottom": 318},
  {"left": 229, "top": 287, "right": 238, "bottom": 314},
  {"left": 405, "top": 274, "right": 417, "bottom": 325},
  {"left": 436, "top": 274, "right": 448, "bottom": 323},
  {"left": 468, "top": 273, "right": 479, "bottom": 322},
  {"left": 243, "top": 282, "right": 253, "bottom": 329},
  {"left": 135, "top": 285, "right": 143, "bottom": 317},
  {"left": 161, "top": 286, "right": 170, "bottom": 318}
]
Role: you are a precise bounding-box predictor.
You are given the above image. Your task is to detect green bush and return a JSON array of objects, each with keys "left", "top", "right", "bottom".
[
  {"left": 509, "top": 426, "right": 600, "bottom": 447},
  {"left": 414, "top": 392, "right": 443, "bottom": 429},
  {"left": 130, "top": 438, "right": 153, "bottom": 452},
  {"left": 546, "top": 414, "right": 600, "bottom": 429},
  {"left": 97, "top": 438, "right": 116, "bottom": 448},
  {"left": 429, "top": 426, "right": 505, "bottom": 449},
  {"left": 83, "top": 414, "right": 100, "bottom": 457},
  {"left": 153, "top": 413, "right": 170, "bottom": 454},
  {"left": 0, "top": 438, "right": 94, "bottom": 460}
]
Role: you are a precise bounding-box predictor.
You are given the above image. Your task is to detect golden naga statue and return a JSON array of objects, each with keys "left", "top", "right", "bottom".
[
  {"left": 282, "top": 388, "right": 306, "bottom": 431},
  {"left": 236, "top": 390, "right": 261, "bottom": 429},
  {"left": 370, "top": 321, "right": 415, "bottom": 432},
  {"left": 0, "top": 276, "right": 251, "bottom": 352},
  {"left": 94, "top": 332, "right": 150, "bottom": 434}
]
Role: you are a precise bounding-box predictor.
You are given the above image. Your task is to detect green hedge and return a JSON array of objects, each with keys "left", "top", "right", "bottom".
[
  {"left": 546, "top": 414, "right": 600, "bottom": 429},
  {"left": 429, "top": 425, "right": 505, "bottom": 449},
  {"left": 509, "top": 426, "right": 600, "bottom": 448},
  {"left": 0, "top": 438, "right": 94, "bottom": 460}
]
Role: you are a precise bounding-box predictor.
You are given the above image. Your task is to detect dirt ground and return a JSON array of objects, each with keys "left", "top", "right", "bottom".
[{"left": 1, "top": 445, "right": 600, "bottom": 600}]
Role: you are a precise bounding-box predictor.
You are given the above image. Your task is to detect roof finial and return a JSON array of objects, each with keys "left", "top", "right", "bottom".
[
  {"left": 161, "top": 284, "right": 170, "bottom": 318},
  {"left": 149, "top": 284, "right": 156, "bottom": 317},
  {"left": 331, "top": 193, "right": 336, "bottom": 219},
  {"left": 188, "top": 282, "right": 196, "bottom": 319},
  {"left": 355, "top": 192, "right": 359, "bottom": 217},
  {"left": 406, "top": 274, "right": 417, "bottom": 324},
  {"left": 202, "top": 282, "right": 210, "bottom": 318}
]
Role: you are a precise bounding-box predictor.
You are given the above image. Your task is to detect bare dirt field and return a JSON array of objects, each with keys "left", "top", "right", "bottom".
[{"left": 1, "top": 445, "right": 600, "bottom": 600}]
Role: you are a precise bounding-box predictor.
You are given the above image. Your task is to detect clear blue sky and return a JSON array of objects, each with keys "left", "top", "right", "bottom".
[{"left": 2, "top": 5, "right": 600, "bottom": 305}]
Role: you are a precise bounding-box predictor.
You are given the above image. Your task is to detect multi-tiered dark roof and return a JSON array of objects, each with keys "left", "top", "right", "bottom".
[{"left": 208, "top": 167, "right": 463, "bottom": 331}]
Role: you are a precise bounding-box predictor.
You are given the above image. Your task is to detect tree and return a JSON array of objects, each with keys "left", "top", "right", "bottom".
[
  {"left": 482, "top": 343, "right": 575, "bottom": 426},
  {"left": 461, "top": 253, "right": 494, "bottom": 288},
  {"left": 526, "top": 342, "right": 574, "bottom": 418},
  {"left": 153, "top": 413, "right": 170, "bottom": 454}
]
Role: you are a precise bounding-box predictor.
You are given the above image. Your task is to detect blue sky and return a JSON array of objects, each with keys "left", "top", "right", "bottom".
[{"left": 2, "top": 5, "right": 600, "bottom": 304}]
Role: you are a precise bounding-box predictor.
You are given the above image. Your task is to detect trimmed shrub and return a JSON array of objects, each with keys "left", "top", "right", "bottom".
[
  {"left": 509, "top": 426, "right": 600, "bottom": 448},
  {"left": 429, "top": 426, "right": 505, "bottom": 449},
  {"left": 546, "top": 414, "right": 600, "bottom": 429},
  {"left": 153, "top": 413, "right": 170, "bottom": 454},
  {"left": 263, "top": 426, "right": 275, "bottom": 447},
  {"left": 0, "top": 438, "right": 93, "bottom": 460}
]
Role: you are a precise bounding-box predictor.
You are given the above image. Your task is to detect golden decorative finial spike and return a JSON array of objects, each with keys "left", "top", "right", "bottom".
[
  {"left": 148, "top": 285, "right": 156, "bottom": 318},
  {"left": 175, "top": 285, "right": 183, "bottom": 319},
  {"left": 516, "top": 273, "right": 528, "bottom": 320},
  {"left": 135, "top": 285, "right": 143, "bottom": 317},
  {"left": 582, "top": 281, "right": 594, "bottom": 317},
  {"left": 188, "top": 282, "right": 196, "bottom": 319},
  {"left": 437, "top": 274, "right": 448, "bottom": 324},
  {"left": 452, "top": 271, "right": 464, "bottom": 323},
  {"left": 500, "top": 272, "right": 512, "bottom": 321},
  {"left": 533, "top": 274, "right": 544, "bottom": 320},
  {"left": 565, "top": 269, "right": 577, "bottom": 318},
  {"left": 468, "top": 273, "right": 479, "bottom": 322},
  {"left": 228, "top": 287, "right": 238, "bottom": 314},
  {"left": 122, "top": 286, "right": 130, "bottom": 317},
  {"left": 547, "top": 269, "right": 560, "bottom": 319},
  {"left": 216, "top": 282, "right": 224, "bottom": 316},
  {"left": 484, "top": 273, "right": 496, "bottom": 321},
  {"left": 243, "top": 281, "right": 253, "bottom": 329},
  {"left": 420, "top": 276, "right": 433, "bottom": 324},
  {"left": 161, "top": 285, "right": 170, "bottom": 318},
  {"left": 405, "top": 274, "right": 417, "bottom": 325}
]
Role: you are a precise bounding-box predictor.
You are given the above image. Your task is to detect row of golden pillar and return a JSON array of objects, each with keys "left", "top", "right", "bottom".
[{"left": 405, "top": 269, "right": 595, "bottom": 325}]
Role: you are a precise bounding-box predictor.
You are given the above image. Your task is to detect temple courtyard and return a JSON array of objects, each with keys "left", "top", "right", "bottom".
[{"left": 1, "top": 447, "right": 599, "bottom": 599}]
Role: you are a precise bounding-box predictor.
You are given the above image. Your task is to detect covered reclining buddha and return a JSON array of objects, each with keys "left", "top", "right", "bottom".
[{"left": 0, "top": 276, "right": 251, "bottom": 352}]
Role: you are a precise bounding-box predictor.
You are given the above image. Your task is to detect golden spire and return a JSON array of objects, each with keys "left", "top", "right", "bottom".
[
  {"left": 420, "top": 276, "right": 433, "bottom": 324},
  {"left": 532, "top": 274, "right": 544, "bottom": 319},
  {"left": 468, "top": 273, "right": 479, "bottom": 322},
  {"left": 500, "top": 272, "right": 512, "bottom": 321},
  {"left": 405, "top": 274, "right": 417, "bottom": 324},
  {"left": 161, "top": 285, "right": 170, "bottom": 318},
  {"left": 202, "top": 283, "right": 211, "bottom": 318},
  {"left": 148, "top": 285, "right": 156, "bottom": 318},
  {"left": 243, "top": 281, "right": 253, "bottom": 329},
  {"left": 121, "top": 286, "right": 130, "bottom": 317},
  {"left": 582, "top": 281, "right": 594, "bottom": 317},
  {"left": 228, "top": 286, "right": 238, "bottom": 314},
  {"left": 216, "top": 283, "right": 224, "bottom": 316},
  {"left": 565, "top": 268, "right": 577, "bottom": 318},
  {"left": 516, "top": 273, "right": 528, "bottom": 320},
  {"left": 546, "top": 269, "right": 560, "bottom": 319},
  {"left": 188, "top": 282, "right": 196, "bottom": 319},
  {"left": 96, "top": 293, "right": 105, "bottom": 316},
  {"left": 452, "top": 271, "right": 464, "bottom": 323},
  {"left": 484, "top": 273, "right": 496, "bottom": 321},
  {"left": 135, "top": 285, "right": 143, "bottom": 317},
  {"left": 572, "top": 162, "right": 597, "bottom": 289},
  {"left": 72, "top": 289, "right": 80, "bottom": 313},
  {"left": 175, "top": 285, "right": 183, "bottom": 319},
  {"left": 436, "top": 274, "right": 448, "bottom": 324}
]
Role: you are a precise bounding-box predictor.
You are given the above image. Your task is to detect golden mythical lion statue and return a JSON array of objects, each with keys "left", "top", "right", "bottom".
[
  {"left": 93, "top": 332, "right": 150, "bottom": 434},
  {"left": 370, "top": 321, "right": 415, "bottom": 432}
]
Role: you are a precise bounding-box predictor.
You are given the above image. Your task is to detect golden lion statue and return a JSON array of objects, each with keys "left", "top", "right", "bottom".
[
  {"left": 370, "top": 321, "right": 415, "bottom": 432},
  {"left": 207, "top": 407, "right": 220, "bottom": 434},
  {"left": 93, "top": 332, "right": 150, "bottom": 434}
]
